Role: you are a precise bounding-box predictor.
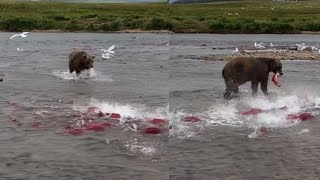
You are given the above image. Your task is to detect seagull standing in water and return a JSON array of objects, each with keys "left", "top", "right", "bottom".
[
  {"left": 296, "top": 43, "right": 308, "bottom": 51},
  {"left": 232, "top": 48, "right": 239, "bottom": 54},
  {"left": 254, "top": 42, "right": 265, "bottom": 49},
  {"left": 9, "top": 32, "right": 29, "bottom": 40}
]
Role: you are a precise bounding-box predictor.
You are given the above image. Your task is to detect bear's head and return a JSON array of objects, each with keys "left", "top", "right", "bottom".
[
  {"left": 83, "top": 54, "right": 95, "bottom": 69},
  {"left": 269, "top": 59, "right": 283, "bottom": 75}
]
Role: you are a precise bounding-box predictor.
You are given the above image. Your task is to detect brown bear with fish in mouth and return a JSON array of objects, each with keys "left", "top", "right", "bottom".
[
  {"left": 222, "top": 57, "right": 283, "bottom": 99},
  {"left": 69, "top": 49, "right": 95, "bottom": 76}
]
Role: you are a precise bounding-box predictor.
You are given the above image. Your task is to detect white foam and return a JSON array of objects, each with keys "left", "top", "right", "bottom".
[
  {"left": 297, "top": 129, "right": 309, "bottom": 135},
  {"left": 168, "top": 110, "right": 203, "bottom": 139},
  {"left": 52, "top": 69, "right": 113, "bottom": 82},
  {"left": 169, "top": 91, "right": 319, "bottom": 139},
  {"left": 204, "top": 102, "right": 243, "bottom": 127},
  {"left": 85, "top": 99, "right": 168, "bottom": 124},
  {"left": 125, "top": 139, "right": 157, "bottom": 156}
]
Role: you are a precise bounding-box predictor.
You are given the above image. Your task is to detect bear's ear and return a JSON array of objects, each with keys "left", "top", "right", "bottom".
[
  {"left": 91, "top": 55, "right": 95, "bottom": 59},
  {"left": 83, "top": 54, "right": 87, "bottom": 59}
]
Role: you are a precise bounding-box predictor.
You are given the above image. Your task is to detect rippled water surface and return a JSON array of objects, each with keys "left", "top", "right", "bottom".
[
  {"left": 1, "top": 32, "right": 320, "bottom": 180},
  {"left": 0, "top": 33, "right": 169, "bottom": 180},
  {"left": 169, "top": 34, "right": 320, "bottom": 180}
]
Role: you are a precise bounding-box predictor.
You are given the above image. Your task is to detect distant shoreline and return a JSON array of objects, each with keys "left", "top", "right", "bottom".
[
  {"left": 196, "top": 51, "right": 320, "bottom": 61},
  {"left": 1, "top": 29, "right": 319, "bottom": 35},
  {"left": 26, "top": 29, "right": 174, "bottom": 34}
]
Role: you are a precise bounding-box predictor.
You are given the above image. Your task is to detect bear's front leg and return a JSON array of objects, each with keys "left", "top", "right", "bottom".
[
  {"left": 251, "top": 81, "right": 258, "bottom": 96},
  {"left": 260, "top": 80, "right": 268, "bottom": 96}
]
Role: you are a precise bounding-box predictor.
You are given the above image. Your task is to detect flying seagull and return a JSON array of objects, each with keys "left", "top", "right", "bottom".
[
  {"left": 102, "top": 53, "right": 114, "bottom": 60},
  {"left": 10, "top": 32, "right": 29, "bottom": 40},
  {"left": 101, "top": 45, "right": 115, "bottom": 54}
]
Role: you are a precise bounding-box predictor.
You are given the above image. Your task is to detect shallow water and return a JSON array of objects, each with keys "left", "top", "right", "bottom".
[
  {"left": 169, "top": 34, "right": 320, "bottom": 180},
  {"left": 0, "top": 33, "right": 169, "bottom": 179},
  {"left": 1, "top": 32, "right": 320, "bottom": 179}
]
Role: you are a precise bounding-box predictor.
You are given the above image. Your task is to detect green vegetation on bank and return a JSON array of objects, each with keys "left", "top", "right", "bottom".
[
  {"left": 0, "top": 0, "right": 319, "bottom": 33},
  {"left": 0, "top": 1, "right": 170, "bottom": 32},
  {"left": 170, "top": 1, "right": 320, "bottom": 33}
]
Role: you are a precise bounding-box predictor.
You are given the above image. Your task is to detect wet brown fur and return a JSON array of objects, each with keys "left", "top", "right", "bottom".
[
  {"left": 222, "top": 57, "right": 283, "bottom": 99},
  {"left": 69, "top": 49, "right": 95, "bottom": 76}
]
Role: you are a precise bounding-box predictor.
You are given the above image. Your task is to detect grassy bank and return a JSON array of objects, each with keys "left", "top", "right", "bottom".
[
  {"left": 0, "top": 1, "right": 319, "bottom": 33},
  {"left": 169, "top": 0, "right": 320, "bottom": 33},
  {"left": 0, "top": 1, "right": 170, "bottom": 32}
]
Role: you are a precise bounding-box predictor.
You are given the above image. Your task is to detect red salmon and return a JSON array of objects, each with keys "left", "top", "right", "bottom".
[{"left": 272, "top": 73, "right": 281, "bottom": 87}]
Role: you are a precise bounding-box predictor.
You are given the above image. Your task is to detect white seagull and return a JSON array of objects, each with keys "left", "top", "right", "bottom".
[
  {"left": 10, "top": 32, "right": 29, "bottom": 40},
  {"left": 17, "top": 48, "right": 24, "bottom": 52},
  {"left": 232, "top": 48, "right": 239, "bottom": 54},
  {"left": 101, "top": 44, "right": 115, "bottom": 54},
  {"left": 296, "top": 43, "right": 308, "bottom": 51},
  {"left": 254, "top": 42, "right": 265, "bottom": 49},
  {"left": 270, "top": 43, "right": 274, "bottom": 47},
  {"left": 102, "top": 53, "right": 114, "bottom": 59}
]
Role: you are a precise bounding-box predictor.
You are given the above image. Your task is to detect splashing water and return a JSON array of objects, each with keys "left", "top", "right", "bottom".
[
  {"left": 72, "top": 99, "right": 168, "bottom": 124},
  {"left": 52, "top": 68, "right": 113, "bottom": 82},
  {"left": 125, "top": 139, "right": 157, "bottom": 157},
  {"left": 169, "top": 92, "right": 320, "bottom": 139}
]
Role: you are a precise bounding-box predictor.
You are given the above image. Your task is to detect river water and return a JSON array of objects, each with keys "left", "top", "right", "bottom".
[
  {"left": 1, "top": 33, "right": 320, "bottom": 179},
  {"left": 0, "top": 33, "right": 169, "bottom": 180},
  {"left": 169, "top": 34, "right": 320, "bottom": 180}
]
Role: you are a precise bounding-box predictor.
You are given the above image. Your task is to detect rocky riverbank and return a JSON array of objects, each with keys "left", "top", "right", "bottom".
[{"left": 198, "top": 49, "right": 320, "bottom": 61}]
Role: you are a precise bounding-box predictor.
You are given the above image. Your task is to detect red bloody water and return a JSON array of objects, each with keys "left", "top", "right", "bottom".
[
  {"left": 151, "top": 118, "right": 167, "bottom": 125},
  {"left": 110, "top": 113, "right": 121, "bottom": 119},
  {"left": 272, "top": 73, "right": 281, "bottom": 87},
  {"left": 66, "top": 128, "right": 85, "bottom": 135},
  {"left": 299, "top": 113, "right": 313, "bottom": 121},
  {"left": 84, "top": 125, "right": 104, "bottom": 131},
  {"left": 287, "top": 113, "right": 312, "bottom": 121},
  {"left": 144, "top": 127, "right": 161, "bottom": 134},
  {"left": 183, "top": 116, "right": 201, "bottom": 123},
  {"left": 87, "top": 106, "right": 98, "bottom": 113},
  {"left": 240, "top": 108, "right": 263, "bottom": 116}
]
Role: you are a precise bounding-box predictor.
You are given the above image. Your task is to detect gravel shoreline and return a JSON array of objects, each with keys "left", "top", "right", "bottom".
[{"left": 199, "top": 50, "right": 320, "bottom": 61}]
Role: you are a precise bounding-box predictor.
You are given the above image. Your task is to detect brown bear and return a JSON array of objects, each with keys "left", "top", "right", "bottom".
[
  {"left": 222, "top": 57, "right": 283, "bottom": 99},
  {"left": 69, "top": 49, "right": 95, "bottom": 76}
]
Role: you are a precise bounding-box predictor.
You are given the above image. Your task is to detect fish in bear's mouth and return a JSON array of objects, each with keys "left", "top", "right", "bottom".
[{"left": 272, "top": 72, "right": 281, "bottom": 87}]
